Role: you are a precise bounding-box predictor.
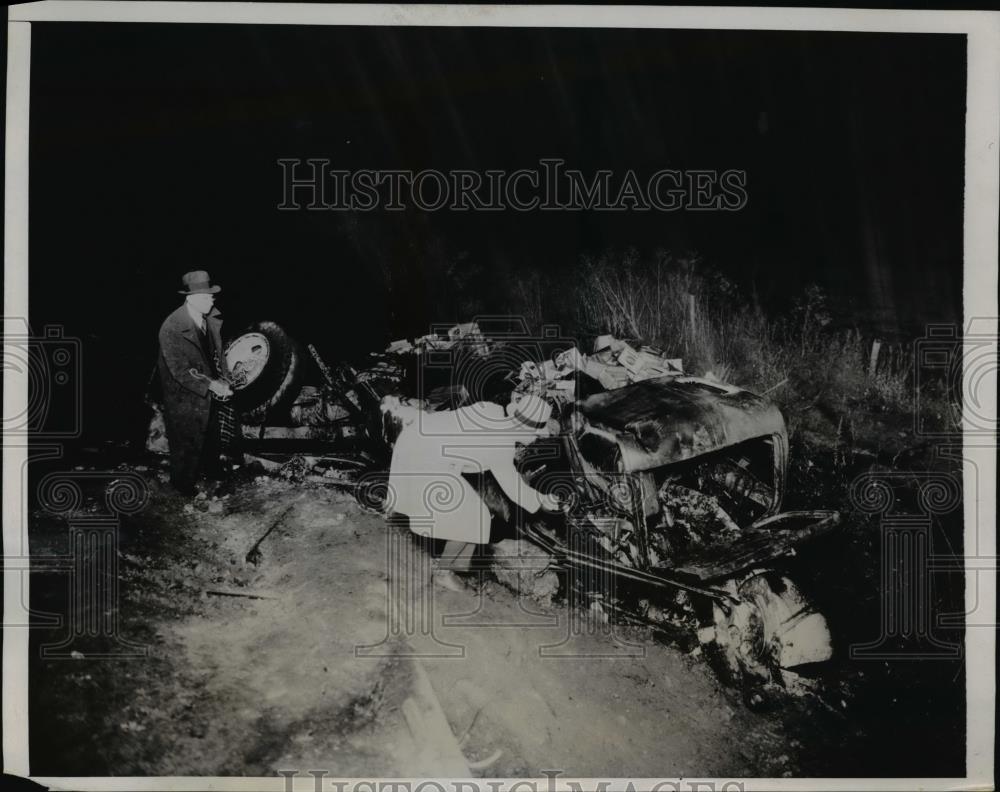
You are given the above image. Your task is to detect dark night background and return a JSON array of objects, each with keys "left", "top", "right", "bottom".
[{"left": 26, "top": 23, "right": 966, "bottom": 442}]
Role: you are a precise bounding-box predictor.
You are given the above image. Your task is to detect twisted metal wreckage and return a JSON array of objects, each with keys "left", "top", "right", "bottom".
[{"left": 147, "top": 318, "right": 840, "bottom": 691}]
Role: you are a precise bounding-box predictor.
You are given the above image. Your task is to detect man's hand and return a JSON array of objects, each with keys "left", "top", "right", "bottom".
[
  {"left": 208, "top": 379, "right": 233, "bottom": 400},
  {"left": 538, "top": 492, "right": 564, "bottom": 513}
]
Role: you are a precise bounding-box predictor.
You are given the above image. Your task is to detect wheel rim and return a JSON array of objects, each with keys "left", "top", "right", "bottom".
[{"left": 225, "top": 333, "right": 270, "bottom": 390}]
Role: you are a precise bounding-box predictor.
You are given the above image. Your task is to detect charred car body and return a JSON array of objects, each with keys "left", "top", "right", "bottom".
[{"left": 511, "top": 374, "right": 840, "bottom": 687}]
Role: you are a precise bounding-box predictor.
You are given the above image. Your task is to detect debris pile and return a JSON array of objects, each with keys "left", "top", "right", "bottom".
[
  {"left": 647, "top": 483, "right": 742, "bottom": 565},
  {"left": 514, "top": 334, "right": 684, "bottom": 403},
  {"left": 289, "top": 385, "right": 351, "bottom": 426},
  {"left": 378, "top": 323, "right": 686, "bottom": 409},
  {"left": 384, "top": 321, "right": 491, "bottom": 357}
]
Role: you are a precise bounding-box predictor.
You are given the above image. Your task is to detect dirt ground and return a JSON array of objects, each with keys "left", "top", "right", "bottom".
[
  {"left": 27, "top": 429, "right": 965, "bottom": 778},
  {"left": 27, "top": 465, "right": 799, "bottom": 778}
]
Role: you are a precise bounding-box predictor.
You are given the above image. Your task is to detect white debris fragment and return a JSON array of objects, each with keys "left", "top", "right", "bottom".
[{"left": 697, "top": 625, "right": 717, "bottom": 644}]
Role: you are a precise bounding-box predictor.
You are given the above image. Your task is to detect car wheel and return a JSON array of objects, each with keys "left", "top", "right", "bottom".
[{"left": 225, "top": 321, "right": 303, "bottom": 418}]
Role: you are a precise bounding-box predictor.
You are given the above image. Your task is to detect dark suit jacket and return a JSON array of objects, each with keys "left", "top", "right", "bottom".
[{"left": 157, "top": 304, "right": 230, "bottom": 487}]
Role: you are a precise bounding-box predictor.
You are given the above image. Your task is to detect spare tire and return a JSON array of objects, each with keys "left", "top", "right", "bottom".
[{"left": 225, "top": 321, "right": 303, "bottom": 418}]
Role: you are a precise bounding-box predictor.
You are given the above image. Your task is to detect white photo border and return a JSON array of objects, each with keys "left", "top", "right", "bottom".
[{"left": 4, "top": 3, "right": 997, "bottom": 790}]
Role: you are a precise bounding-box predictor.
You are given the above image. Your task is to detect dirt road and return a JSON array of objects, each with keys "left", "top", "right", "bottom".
[
  {"left": 28, "top": 467, "right": 812, "bottom": 778},
  {"left": 27, "top": 451, "right": 962, "bottom": 778}
]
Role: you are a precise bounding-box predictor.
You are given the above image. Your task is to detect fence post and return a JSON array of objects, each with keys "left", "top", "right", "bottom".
[
  {"left": 688, "top": 293, "right": 696, "bottom": 344},
  {"left": 868, "top": 338, "right": 882, "bottom": 377}
]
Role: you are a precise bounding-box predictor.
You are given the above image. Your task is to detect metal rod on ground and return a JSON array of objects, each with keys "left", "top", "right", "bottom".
[
  {"left": 205, "top": 588, "right": 279, "bottom": 601},
  {"left": 245, "top": 504, "right": 295, "bottom": 565}
]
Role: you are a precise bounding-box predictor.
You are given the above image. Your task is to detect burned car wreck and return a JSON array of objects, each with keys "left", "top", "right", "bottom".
[
  {"left": 373, "top": 326, "right": 841, "bottom": 691},
  {"left": 149, "top": 319, "right": 841, "bottom": 692},
  {"left": 510, "top": 374, "right": 840, "bottom": 687}
]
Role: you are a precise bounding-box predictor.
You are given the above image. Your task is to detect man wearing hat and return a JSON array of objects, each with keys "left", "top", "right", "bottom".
[
  {"left": 386, "top": 392, "right": 562, "bottom": 591},
  {"left": 157, "top": 271, "right": 234, "bottom": 495}
]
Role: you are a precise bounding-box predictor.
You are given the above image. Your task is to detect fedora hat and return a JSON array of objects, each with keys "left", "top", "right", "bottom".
[
  {"left": 178, "top": 270, "right": 221, "bottom": 295},
  {"left": 510, "top": 393, "right": 553, "bottom": 431}
]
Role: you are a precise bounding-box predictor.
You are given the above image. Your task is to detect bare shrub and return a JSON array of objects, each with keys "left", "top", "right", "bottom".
[{"left": 570, "top": 249, "right": 916, "bottom": 418}]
